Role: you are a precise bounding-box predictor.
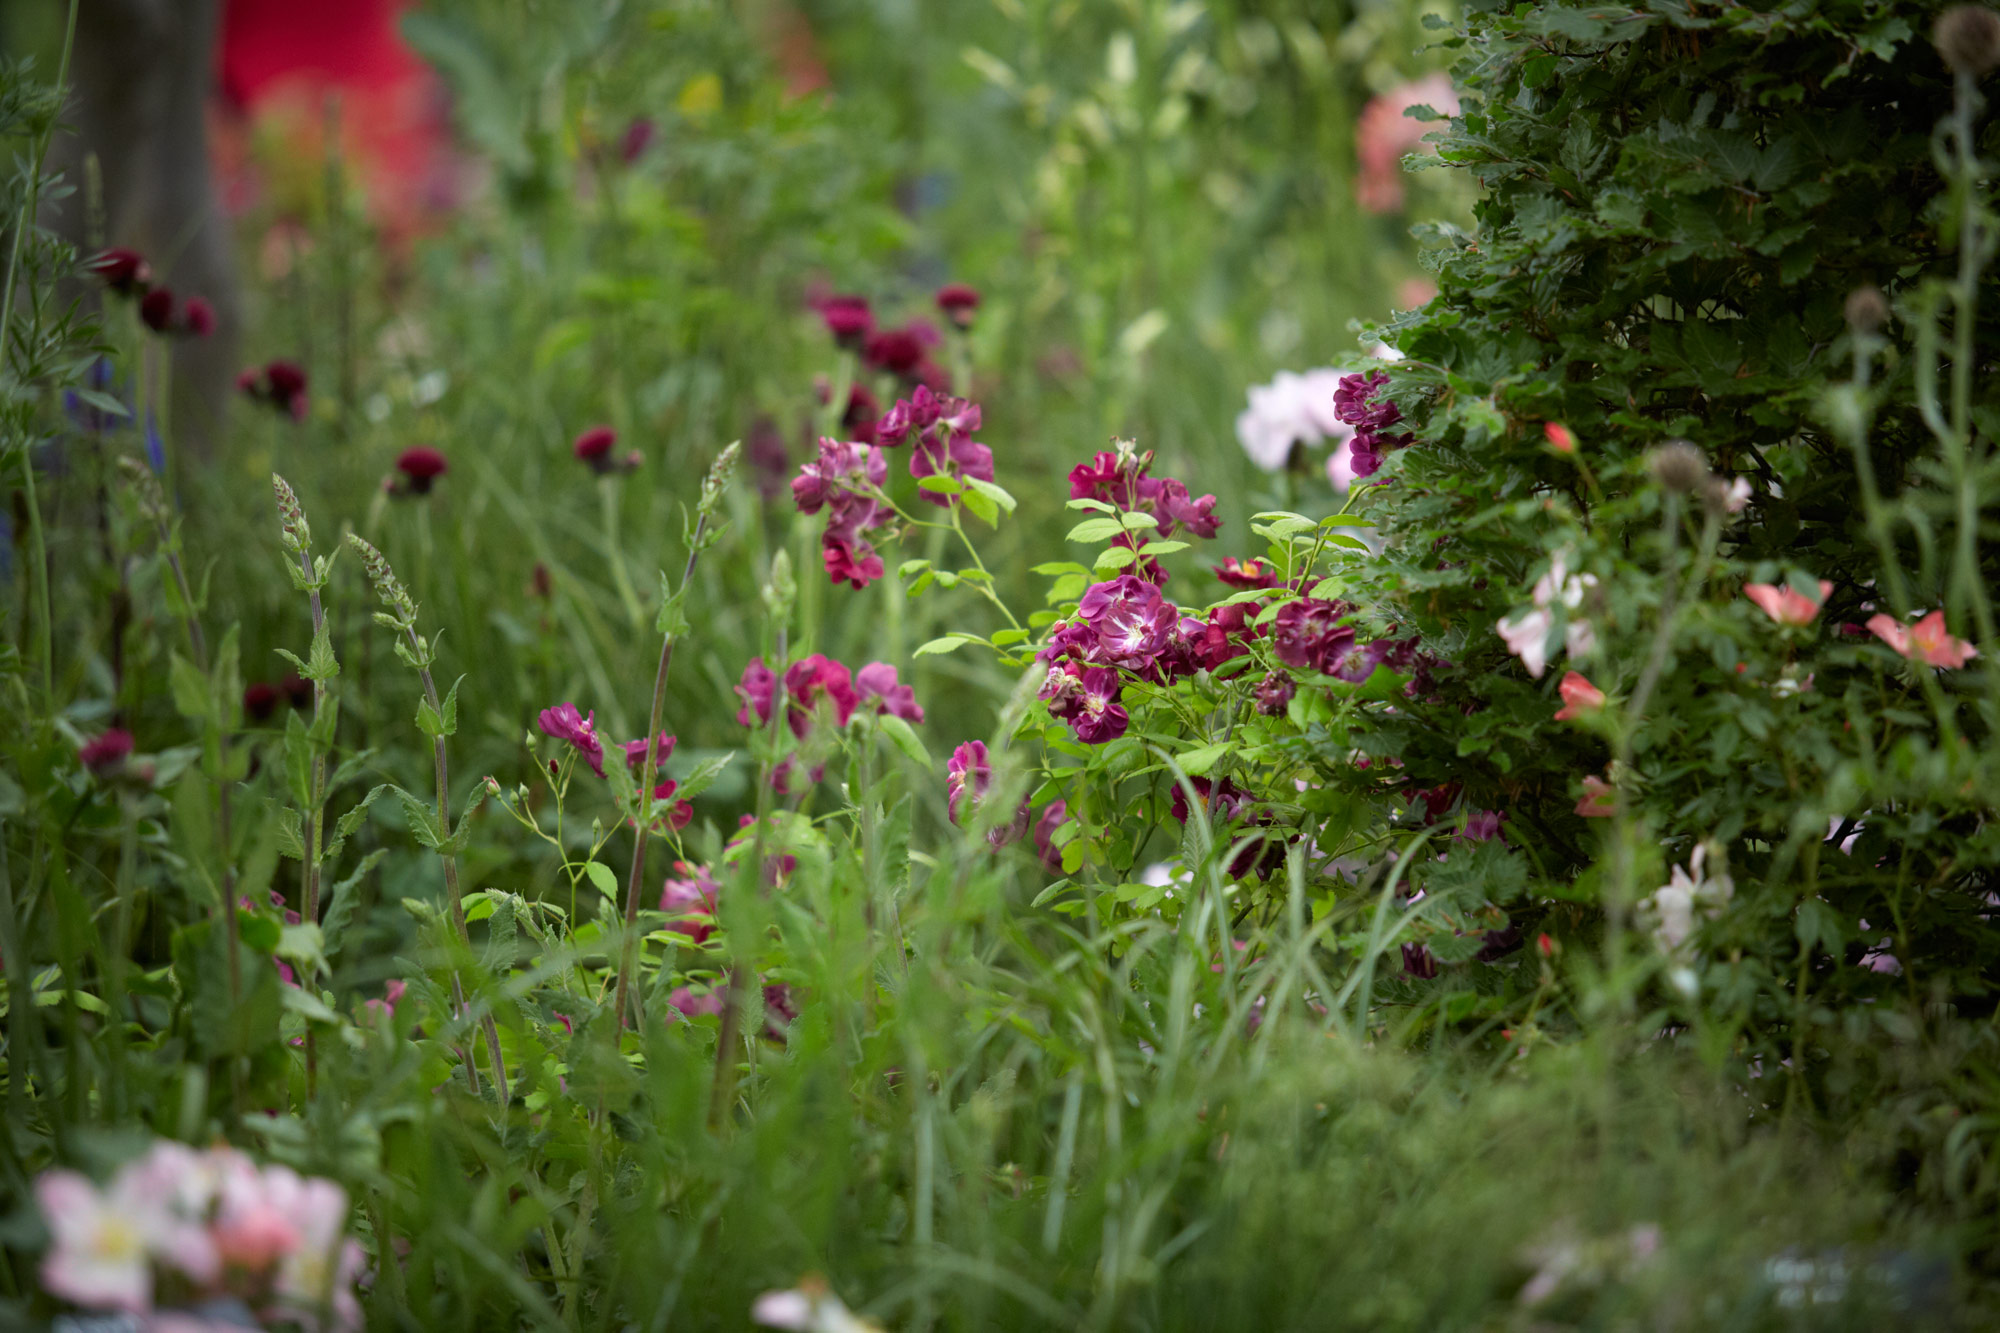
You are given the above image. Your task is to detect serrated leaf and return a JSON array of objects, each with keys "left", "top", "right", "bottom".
[
  {"left": 673, "top": 753, "right": 734, "bottom": 804},
  {"left": 656, "top": 573, "right": 690, "bottom": 637},
  {"left": 283, "top": 712, "right": 313, "bottom": 807},
  {"left": 326, "top": 784, "right": 391, "bottom": 863},
  {"left": 305, "top": 619, "right": 340, "bottom": 682},
  {"left": 394, "top": 787, "right": 443, "bottom": 849},
  {"left": 321, "top": 850, "right": 384, "bottom": 959},
  {"left": 272, "top": 803, "right": 306, "bottom": 861}
]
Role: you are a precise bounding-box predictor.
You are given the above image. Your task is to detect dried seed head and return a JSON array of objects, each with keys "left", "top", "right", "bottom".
[
  {"left": 1844, "top": 285, "right": 1890, "bottom": 333},
  {"left": 1647, "top": 440, "right": 1710, "bottom": 495},
  {"left": 1937, "top": 5, "right": 2000, "bottom": 74},
  {"left": 272, "top": 473, "right": 311, "bottom": 551},
  {"left": 346, "top": 533, "right": 416, "bottom": 624},
  {"left": 117, "top": 455, "right": 169, "bottom": 525}
]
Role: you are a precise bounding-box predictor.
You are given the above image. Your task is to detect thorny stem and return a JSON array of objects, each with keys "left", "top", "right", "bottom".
[{"left": 610, "top": 511, "right": 709, "bottom": 1032}]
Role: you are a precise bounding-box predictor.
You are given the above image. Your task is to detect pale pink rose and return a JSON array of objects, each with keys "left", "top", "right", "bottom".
[
  {"left": 1866, "top": 609, "right": 1978, "bottom": 668},
  {"left": 1744, "top": 579, "right": 1831, "bottom": 626},
  {"left": 1497, "top": 608, "right": 1554, "bottom": 678},
  {"left": 1354, "top": 75, "right": 1460, "bottom": 213},
  {"left": 36, "top": 1170, "right": 156, "bottom": 1313}
]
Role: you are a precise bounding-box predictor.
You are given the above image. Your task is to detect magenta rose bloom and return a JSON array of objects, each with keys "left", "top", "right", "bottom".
[
  {"left": 856, "top": 662, "right": 924, "bottom": 723},
  {"left": 538, "top": 703, "right": 606, "bottom": 777},
  {"left": 782, "top": 654, "right": 860, "bottom": 738}
]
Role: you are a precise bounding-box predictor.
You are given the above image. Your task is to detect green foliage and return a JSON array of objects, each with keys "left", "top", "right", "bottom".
[{"left": 3, "top": 1, "right": 2000, "bottom": 1329}]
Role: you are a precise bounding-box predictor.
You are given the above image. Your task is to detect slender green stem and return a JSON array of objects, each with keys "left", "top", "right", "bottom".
[
  {"left": 410, "top": 633, "right": 509, "bottom": 1106},
  {"left": 599, "top": 478, "right": 646, "bottom": 629},
  {"left": 1, "top": 0, "right": 80, "bottom": 703},
  {"left": 611, "top": 511, "right": 709, "bottom": 1031}
]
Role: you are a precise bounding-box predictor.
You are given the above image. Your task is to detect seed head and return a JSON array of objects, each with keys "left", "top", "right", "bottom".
[
  {"left": 346, "top": 533, "right": 417, "bottom": 625},
  {"left": 1844, "top": 285, "right": 1890, "bottom": 333},
  {"left": 698, "top": 440, "right": 743, "bottom": 520},
  {"left": 117, "top": 455, "right": 169, "bottom": 526},
  {"left": 272, "top": 474, "right": 311, "bottom": 552},
  {"left": 1646, "top": 440, "right": 1710, "bottom": 495},
  {"left": 1936, "top": 5, "right": 2000, "bottom": 74}
]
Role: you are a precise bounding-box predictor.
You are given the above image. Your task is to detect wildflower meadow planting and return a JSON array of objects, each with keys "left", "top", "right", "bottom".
[{"left": 4, "top": 0, "right": 2000, "bottom": 1327}]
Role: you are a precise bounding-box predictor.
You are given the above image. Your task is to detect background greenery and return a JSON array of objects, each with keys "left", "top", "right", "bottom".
[{"left": 2, "top": 0, "right": 1997, "bottom": 1328}]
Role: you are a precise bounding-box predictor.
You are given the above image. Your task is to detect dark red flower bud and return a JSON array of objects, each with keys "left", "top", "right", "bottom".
[
  {"left": 243, "top": 682, "right": 281, "bottom": 722},
  {"left": 818, "top": 294, "right": 874, "bottom": 348},
  {"left": 140, "top": 288, "right": 176, "bottom": 333},
  {"left": 936, "top": 282, "right": 980, "bottom": 328},
  {"left": 183, "top": 297, "right": 216, "bottom": 337},
  {"left": 572, "top": 424, "right": 617, "bottom": 467},
  {"left": 80, "top": 729, "right": 135, "bottom": 775},
  {"left": 280, "top": 672, "right": 313, "bottom": 709},
  {"left": 395, "top": 446, "right": 449, "bottom": 493},
  {"left": 619, "top": 116, "right": 656, "bottom": 164},
  {"left": 862, "top": 327, "right": 927, "bottom": 377},
  {"left": 87, "top": 247, "right": 151, "bottom": 296}
]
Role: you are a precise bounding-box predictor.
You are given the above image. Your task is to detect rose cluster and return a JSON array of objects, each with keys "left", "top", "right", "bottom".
[
  {"left": 1068, "top": 445, "right": 1219, "bottom": 584},
  {"left": 735, "top": 653, "right": 924, "bottom": 791},
  {"left": 1330, "top": 370, "right": 1413, "bottom": 481},
  {"left": 791, "top": 386, "right": 996, "bottom": 589},
  {"left": 811, "top": 286, "right": 980, "bottom": 389},
  {"left": 35, "top": 1140, "right": 363, "bottom": 1329}
]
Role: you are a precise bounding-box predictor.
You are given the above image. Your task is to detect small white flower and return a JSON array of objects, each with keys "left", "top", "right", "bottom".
[
  {"left": 753, "top": 1277, "right": 883, "bottom": 1333},
  {"left": 1639, "top": 842, "right": 1734, "bottom": 955}
]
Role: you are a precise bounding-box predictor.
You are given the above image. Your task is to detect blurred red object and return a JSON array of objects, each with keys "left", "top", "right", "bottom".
[{"left": 213, "top": 0, "right": 464, "bottom": 242}]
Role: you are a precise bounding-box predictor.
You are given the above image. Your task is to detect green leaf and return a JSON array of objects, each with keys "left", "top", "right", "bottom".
[
  {"left": 415, "top": 677, "right": 461, "bottom": 740},
  {"left": 656, "top": 574, "right": 690, "bottom": 637},
  {"left": 673, "top": 753, "right": 735, "bottom": 804},
  {"left": 284, "top": 711, "right": 313, "bottom": 807},
  {"left": 305, "top": 618, "right": 340, "bottom": 682},
  {"left": 962, "top": 486, "right": 999, "bottom": 526},
  {"left": 583, "top": 861, "right": 619, "bottom": 902},
  {"left": 915, "top": 635, "right": 969, "bottom": 657},
  {"left": 321, "top": 850, "right": 385, "bottom": 959},
  {"left": 1066, "top": 517, "right": 1126, "bottom": 543},
  {"left": 964, "top": 477, "right": 1018, "bottom": 514},
  {"left": 879, "top": 715, "right": 932, "bottom": 768},
  {"left": 1176, "top": 742, "right": 1232, "bottom": 776},
  {"left": 170, "top": 652, "right": 211, "bottom": 721},
  {"left": 916, "top": 474, "right": 962, "bottom": 495}
]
